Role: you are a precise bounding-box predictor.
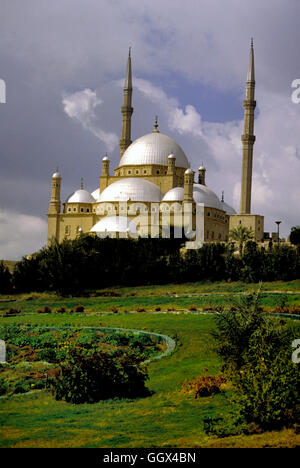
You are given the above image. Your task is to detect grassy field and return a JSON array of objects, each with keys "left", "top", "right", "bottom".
[
  {"left": 0, "top": 280, "right": 299, "bottom": 448},
  {"left": 1, "top": 280, "right": 300, "bottom": 316}
]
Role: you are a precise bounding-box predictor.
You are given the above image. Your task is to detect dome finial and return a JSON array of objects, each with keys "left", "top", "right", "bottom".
[
  {"left": 221, "top": 190, "right": 224, "bottom": 202},
  {"left": 128, "top": 46, "right": 131, "bottom": 57},
  {"left": 153, "top": 115, "right": 160, "bottom": 133},
  {"left": 80, "top": 177, "right": 84, "bottom": 190},
  {"left": 251, "top": 37, "right": 254, "bottom": 48}
]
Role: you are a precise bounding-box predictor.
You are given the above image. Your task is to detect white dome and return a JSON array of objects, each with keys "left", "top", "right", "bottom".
[
  {"left": 98, "top": 178, "right": 163, "bottom": 202},
  {"left": 193, "top": 184, "right": 224, "bottom": 210},
  {"left": 119, "top": 132, "right": 189, "bottom": 168},
  {"left": 91, "top": 188, "right": 100, "bottom": 200},
  {"left": 66, "top": 189, "right": 96, "bottom": 204},
  {"left": 221, "top": 200, "right": 237, "bottom": 215},
  {"left": 52, "top": 171, "right": 61, "bottom": 179},
  {"left": 162, "top": 184, "right": 225, "bottom": 210},
  {"left": 162, "top": 187, "right": 184, "bottom": 201},
  {"left": 90, "top": 216, "right": 137, "bottom": 234}
]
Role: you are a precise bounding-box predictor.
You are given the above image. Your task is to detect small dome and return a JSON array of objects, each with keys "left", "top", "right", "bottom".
[
  {"left": 119, "top": 132, "right": 189, "bottom": 168},
  {"left": 193, "top": 184, "right": 224, "bottom": 210},
  {"left": 162, "top": 184, "right": 225, "bottom": 210},
  {"left": 91, "top": 188, "right": 100, "bottom": 200},
  {"left": 162, "top": 187, "right": 184, "bottom": 202},
  {"left": 66, "top": 189, "right": 96, "bottom": 204},
  {"left": 198, "top": 165, "right": 206, "bottom": 171},
  {"left": 52, "top": 171, "right": 61, "bottom": 179},
  {"left": 221, "top": 200, "right": 237, "bottom": 215},
  {"left": 168, "top": 153, "right": 175, "bottom": 159},
  {"left": 98, "top": 178, "right": 163, "bottom": 202},
  {"left": 90, "top": 216, "right": 137, "bottom": 235},
  {"left": 102, "top": 156, "right": 109, "bottom": 161},
  {"left": 185, "top": 168, "right": 193, "bottom": 175}
]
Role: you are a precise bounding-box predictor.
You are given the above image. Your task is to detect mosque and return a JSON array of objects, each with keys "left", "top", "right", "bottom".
[{"left": 47, "top": 41, "right": 264, "bottom": 246}]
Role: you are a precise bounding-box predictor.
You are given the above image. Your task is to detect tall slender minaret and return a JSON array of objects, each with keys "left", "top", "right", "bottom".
[
  {"left": 240, "top": 38, "right": 256, "bottom": 214},
  {"left": 120, "top": 47, "right": 133, "bottom": 157}
]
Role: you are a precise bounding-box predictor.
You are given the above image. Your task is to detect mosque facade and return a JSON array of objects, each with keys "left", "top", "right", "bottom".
[{"left": 47, "top": 42, "right": 264, "bottom": 246}]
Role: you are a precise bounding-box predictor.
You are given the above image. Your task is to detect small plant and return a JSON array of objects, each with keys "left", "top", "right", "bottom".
[
  {"left": 5, "top": 308, "right": 21, "bottom": 316},
  {"left": 182, "top": 374, "right": 226, "bottom": 398},
  {"left": 55, "top": 306, "right": 67, "bottom": 314},
  {"left": 188, "top": 304, "right": 197, "bottom": 311},
  {"left": 136, "top": 307, "right": 145, "bottom": 313},
  {"left": 110, "top": 306, "right": 118, "bottom": 314},
  {"left": 155, "top": 306, "right": 161, "bottom": 311},
  {"left": 74, "top": 305, "right": 85, "bottom": 313}
]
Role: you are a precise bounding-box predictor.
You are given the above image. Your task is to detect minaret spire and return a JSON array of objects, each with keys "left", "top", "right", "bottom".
[
  {"left": 120, "top": 47, "right": 133, "bottom": 158},
  {"left": 240, "top": 38, "right": 256, "bottom": 214}
]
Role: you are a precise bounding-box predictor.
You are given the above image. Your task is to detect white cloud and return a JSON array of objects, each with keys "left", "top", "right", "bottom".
[
  {"left": 0, "top": 209, "right": 47, "bottom": 260},
  {"left": 62, "top": 88, "right": 119, "bottom": 152}
]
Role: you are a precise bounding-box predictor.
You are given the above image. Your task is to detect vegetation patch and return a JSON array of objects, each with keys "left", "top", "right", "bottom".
[{"left": 0, "top": 324, "right": 163, "bottom": 398}]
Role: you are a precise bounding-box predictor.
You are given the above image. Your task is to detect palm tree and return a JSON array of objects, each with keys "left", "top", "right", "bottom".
[{"left": 229, "top": 225, "right": 254, "bottom": 256}]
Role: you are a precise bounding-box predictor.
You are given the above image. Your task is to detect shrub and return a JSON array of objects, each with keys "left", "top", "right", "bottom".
[
  {"left": 188, "top": 304, "right": 197, "bottom": 311},
  {"left": 212, "top": 291, "right": 300, "bottom": 430},
  {"left": 182, "top": 374, "right": 226, "bottom": 398},
  {"left": 55, "top": 306, "right": 67, "bottom": 314},
  {"left": 5, "top": 308, "right": 21, "bottom": 316},
  {"left": 74, "top": 305, "right": 85, "bottom": 313},
  {"left": 37, "top": 306, "right": 51, "bottom": 314},
  {"left": 155, "top": 306, "right": 161, "bottom": 311},
  {"left": 110, "top": 306, "right": 118, "bottom": 314},
  {"left": 50, "top": 345, "right": 149, "bottom": 404},
  {"left": 0, "top": 377, "right": 8, "bottom": 396},
  {"left": 136, "top": 307, "right": 145, "bottom": 313}
]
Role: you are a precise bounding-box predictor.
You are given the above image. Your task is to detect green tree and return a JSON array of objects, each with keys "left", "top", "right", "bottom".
[
  {"left": 0, "top": 261, "right": 12, "bottom": 293},
  {"left": 229, "top": 225, "right": 254, "bottom": 256},
  {"left": 290, "top": 226, "right": 300, "bottom": 246}
]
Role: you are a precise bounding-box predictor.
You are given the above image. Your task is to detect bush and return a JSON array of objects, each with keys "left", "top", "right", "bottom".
[
  {"left": 188, "top": 304, "right": 198, "bottom": 311},
  {"left": 182, "top": 374, "right": 226, "bottom": 398},
  {"left": 74, "top": 305, "right": 84, "bottom": 313},
  {"left": 0, "top": 377, "right": 8, "bottom": 396},
  {"left": 50, "top": 345, "right": 149, "bottom": 404},
  {"left": 212, "top": 291, "right": 300, "bottom": 430},
  {"left": 55, "top": 306, "right": 67, "bottom": 314},
  {"left": 4, "top": 308, "right": 21, "bottom": 316}
]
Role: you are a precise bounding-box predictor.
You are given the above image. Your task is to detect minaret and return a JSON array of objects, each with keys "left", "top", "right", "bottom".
[
  {"left": 240, "top": 38, "right": 256, "bottom": 214},
  {"left": 48, "top": 168, "right": 61, "bottom": 215},
  {"left": 47, "top": 168, "right": 61, "bottom": 243},
  {"left": 183, "top": 168, "right": 194, "bottom": 202},
  {"left": 120, "top": 47, "right": 133, "bottom": 157},
  {"left": 198, "top": 163, "right": 206, "bottom": 185}
]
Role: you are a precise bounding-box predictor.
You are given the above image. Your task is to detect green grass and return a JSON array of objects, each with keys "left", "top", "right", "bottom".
[
  {"left": 1, "top": 279, "right": 300, "bottom": 316},
  {"left": 0, "top": 310, "right": 299, "bottom": 448}
]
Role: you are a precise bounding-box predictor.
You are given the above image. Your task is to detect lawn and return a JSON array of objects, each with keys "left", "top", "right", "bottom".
[
  {"left": 0, "top": 305, "right": 299, "bottom": 448},
  {"left": 1, "top": 279, "right": 300, "bottom": 316}
]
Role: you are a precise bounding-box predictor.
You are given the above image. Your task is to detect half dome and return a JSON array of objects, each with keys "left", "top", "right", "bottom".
[
  {"left": 119, "top": 132, "right": 189, "bottom": 168},
  {"left": 98, "top": 178, "right": 163, "bottom": 202},
  {"left": 90, "top": 216, "right": 137, "bottom": 235}
]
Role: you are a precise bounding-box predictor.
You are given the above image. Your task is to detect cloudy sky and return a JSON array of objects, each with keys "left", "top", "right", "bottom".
[{"left": 0, "top": 0, "right": 300, "bottom": 259}]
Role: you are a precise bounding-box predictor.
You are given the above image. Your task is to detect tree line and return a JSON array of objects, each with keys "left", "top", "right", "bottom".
[{"left": 0, "top": 232, "right": 300, "bottom": 295}]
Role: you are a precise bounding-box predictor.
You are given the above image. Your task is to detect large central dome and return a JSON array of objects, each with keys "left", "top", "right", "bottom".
[{"left": 119, "top": 131, "right": 189, "bottom": 168}]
